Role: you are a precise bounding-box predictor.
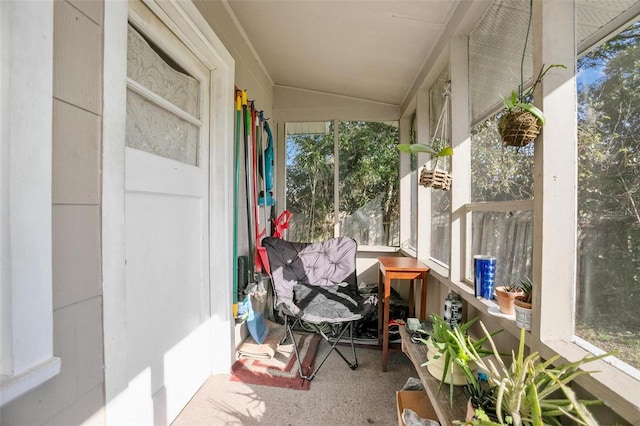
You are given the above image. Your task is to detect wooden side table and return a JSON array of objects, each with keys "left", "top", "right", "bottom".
[{"left": 377, "top": 256, "right": 429, "bottom": 371}]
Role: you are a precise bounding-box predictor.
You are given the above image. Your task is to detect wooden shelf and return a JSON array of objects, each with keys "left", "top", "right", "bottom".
[{"left": 399, "top": 325, "right": 468, "bottom": 424}]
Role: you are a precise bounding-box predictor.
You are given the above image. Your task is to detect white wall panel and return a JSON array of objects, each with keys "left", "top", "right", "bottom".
[
  {"left": 52, "top": 205, "right": 101, "bottom": 310},
  {"left": 53, "top": 0, "right": 103, "bottom": 115},
  {"left": 52, "top": 99, "right": 101, "bottom": 205}
]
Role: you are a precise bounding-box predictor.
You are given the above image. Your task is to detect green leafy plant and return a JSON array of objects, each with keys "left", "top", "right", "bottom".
[
  {"left": 495, "top": 0, "right": 566, "bottom": 147},
  {"left": 398, "top": 79, "right": 453, "bottom": 167},
  {"left": 418, "top": 314, "right": 501, "bottom": 407},
  {"left": 465, "top": 381, "right": 499, "bottom": 423},
  {"left": 397, "top": 142, "right": 453, "bottom": 157},
  {"left": 397, "top": 143, "right": 453, "bottom": 169},
  {"left": 454, "top": 323, "right": 611, "bottom": 426},
  {"left": 500, "top": 281, "right": 524, "bottom": 294},
  {"left": 515, "top": 277, "right": 533, "bottom": 305},
  {"left": 501, "top": 63, "right": 567, "bottom": 126}
]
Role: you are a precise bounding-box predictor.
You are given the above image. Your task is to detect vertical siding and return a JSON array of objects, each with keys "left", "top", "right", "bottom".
[{"left": 0, "top": 1, "right": 105, "bottom": 425}]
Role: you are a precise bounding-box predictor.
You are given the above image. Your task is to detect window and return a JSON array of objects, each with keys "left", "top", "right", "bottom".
[
  {"left": 575, "top": 18, "right": 640, "bottom": 372},
  {"left": 467, "top": 116, "right": 534, "bottom": 284},
  {"left": 465, "top": 0, "right": 537, "bottom": 287},
  {"left": 429, "top": 69, "right": 452, "bottom": 266},
  {"left": 285, "top": 122, "right": 335, "bottom": 242},
  {"left": 126, "top": 23, "right": 202, "bottom": 166},
  {"left": 285, "top": 121, "right": 399, "bottom": 246},
  {"left": 406, "top": 0, "right": 640, "bottom": 421}
]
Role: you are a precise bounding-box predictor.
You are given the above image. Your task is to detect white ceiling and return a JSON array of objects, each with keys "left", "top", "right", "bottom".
[
  {"left": 223, "top": 0, "right": 640, "bottom": 115},
  {"left": 225, "top": 0, "right": 461, "bottom": 106}
]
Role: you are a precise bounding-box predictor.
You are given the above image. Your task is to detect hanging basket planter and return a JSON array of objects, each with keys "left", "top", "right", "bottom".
[
  {"left": 420, "top": 167, "right": 452, "bottom": 191},
  {"left": 497, "top": 109, "right": 541, "bottom": 147},
  {"left": 398, "top": 82, "right": 454, "bottom": 191}
]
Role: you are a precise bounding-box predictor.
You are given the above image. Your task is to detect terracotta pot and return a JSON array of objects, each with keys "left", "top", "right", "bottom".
[
  {"left": 514, "top": 298, "right": 532, "bottom": 331},
  {"left": 425, "top": 338, "right": 475, "bottom": 386},
  {"left": 494, "top": 286, "right": 523, "bottom": 316}
]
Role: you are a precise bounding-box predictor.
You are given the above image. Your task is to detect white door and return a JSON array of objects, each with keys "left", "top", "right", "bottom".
[{"left": 125, "top": 5, "right": 211, "bottom": 424}]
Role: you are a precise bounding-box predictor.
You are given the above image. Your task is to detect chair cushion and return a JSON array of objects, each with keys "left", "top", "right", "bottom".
[{"left": 263, "top": 236, "right": 363, "bottom": 324}]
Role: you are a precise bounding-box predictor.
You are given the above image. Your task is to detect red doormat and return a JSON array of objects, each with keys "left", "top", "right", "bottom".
[{"left": 230, "top": 332, "right": 321, "bottom": 390}]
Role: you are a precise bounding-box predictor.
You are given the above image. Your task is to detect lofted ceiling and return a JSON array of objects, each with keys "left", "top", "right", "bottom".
[{"left": 224, "top": 0, "right": 462, "bottom": 107}]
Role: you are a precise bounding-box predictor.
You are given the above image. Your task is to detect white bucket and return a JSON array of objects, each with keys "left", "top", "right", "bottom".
[{"left": 514, "top": 303, "right": 532, "bottom": 331}]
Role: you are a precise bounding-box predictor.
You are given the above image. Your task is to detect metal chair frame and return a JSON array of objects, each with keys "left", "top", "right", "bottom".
[{"left": 279, "top": 314, "right": 358, "bottom": 381}]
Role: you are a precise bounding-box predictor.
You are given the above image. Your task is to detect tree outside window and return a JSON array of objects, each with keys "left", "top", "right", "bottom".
[
  {"left": 286, "top": 121, "right": 399, "bottom": 247},
  {"left": 576, "top": 20, "right": 640, "bottom": 371}
]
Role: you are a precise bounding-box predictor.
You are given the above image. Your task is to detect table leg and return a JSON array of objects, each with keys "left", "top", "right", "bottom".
[
  {"left": 420, "top": 272, "right": 427, "bottom": 320},
  {"left": 408, "top": 279, "right": 415, "bottom": 318},
  {"left": 382, "top": 274, "right": 391, "bottom": 372}
]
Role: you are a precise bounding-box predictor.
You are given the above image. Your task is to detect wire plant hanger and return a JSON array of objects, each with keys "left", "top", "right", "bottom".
[
  {"left": 497, "top": 0, "right": 566, "bottom": 147},
  {"left": 419, "top": 81, "right": 454, "bottom": 190},
  {"left": 397, "top": 81, "right": 454, "bottom": 190}
]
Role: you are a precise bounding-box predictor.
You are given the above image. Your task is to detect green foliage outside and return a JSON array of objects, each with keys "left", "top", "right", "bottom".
[
  {"left": 469, "top": 20, "right": 640, "bottom": 371},
  {"left": 575, "top": 21, "right": 640, "bottom": 369},
  {"left": 286, "top": 129, "right": 334, "bottom": 241},
  {"left": 286, "top": 121, "right": 399, "bottom": 244},
  {"left": 471, "top": 120, "right": 534, "bottom": 203}
]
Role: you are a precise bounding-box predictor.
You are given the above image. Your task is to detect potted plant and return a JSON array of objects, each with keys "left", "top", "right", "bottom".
[
  {"left": 513, "top": 277, "right": 533, "bottom": 331},
  {"left": 454, "top": 323, "right": 609, "bottom": 426},
  {"left": 398, "top": 81, "right": 454, "bottom": 190},
  {"left": 417, "top": 314, "right": 500, "bottom": 407},
  {"left": 493, "top": 280, "right": 525, "bottom": 316},
  {"left": 494, "top": 0, "right": 566, "bottom": 147},
  {"left": 497, "top": 64, "right": 566, "bottom": 147},
  {"left": 397, "top": 142, "right": 454, "bottom": 190},
  {"left": 464, "top": 381, "right": 498, "bottom": 422}
]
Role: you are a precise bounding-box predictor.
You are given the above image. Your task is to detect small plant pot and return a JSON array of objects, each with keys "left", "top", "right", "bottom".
[
  {"left": 514, "top": 299, "right": 532, "bottom": 331},
  {"left": 494, "top": 286, "right": 524, "bottom": 316},
  {"left": 425, "top": 338, "right": 475, "bottom": 386}
]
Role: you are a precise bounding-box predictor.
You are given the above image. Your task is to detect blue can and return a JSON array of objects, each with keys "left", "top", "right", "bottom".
[{"left": 474, "top": 255, "right": 496, "bottom": 300}]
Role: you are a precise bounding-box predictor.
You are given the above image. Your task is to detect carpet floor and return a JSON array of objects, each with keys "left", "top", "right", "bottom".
[{"left": 172, "top": 341, "right": 416, "bottom": 426}]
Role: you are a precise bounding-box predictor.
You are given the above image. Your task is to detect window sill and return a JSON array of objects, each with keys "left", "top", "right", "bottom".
[
  {"left": 399, "top": 246, "right": 417, "bottom": 258},
  {"left": 356, "top": 245, "right": 399, "bottom": 254},
  {"left": 0, "top": 357, "right": 61, "bottom": 406},
  {"left": 447, "top": 279, "right": 524, "bottom": 337}
]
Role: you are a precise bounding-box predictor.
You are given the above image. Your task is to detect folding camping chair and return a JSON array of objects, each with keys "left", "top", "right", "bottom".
[{"left": 263, "top": 236, "right": 372, "bottom": 381}]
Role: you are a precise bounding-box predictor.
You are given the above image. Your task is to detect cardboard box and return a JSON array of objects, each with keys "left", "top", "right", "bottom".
[{"left": 396, "top": 390, "right": 439, "bottom": 426}]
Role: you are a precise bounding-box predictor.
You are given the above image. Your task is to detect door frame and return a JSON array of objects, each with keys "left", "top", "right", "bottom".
[{"left": 102, "top": 1, "right": 235, "bottom": 423}]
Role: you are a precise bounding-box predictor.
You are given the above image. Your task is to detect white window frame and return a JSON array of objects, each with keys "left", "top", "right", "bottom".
[
  {"left": 534, "top": 2, "right": 640, "bottom": 421},
  {"left": 398, "top": 115, "right": 415, "bottom": 256},
  {"left": 0, "top": 0, "right": 61, "bottom": 406},
  {"left": 413, "top": 2, "right": 640, "bottom": 423}
]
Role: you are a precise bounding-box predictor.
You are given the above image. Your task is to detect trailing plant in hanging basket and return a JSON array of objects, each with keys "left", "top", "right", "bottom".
[
  {"left": 398, "top": 81, "right": 454, "bottom": 190},
  {"left": 398, "top": 143, "right": 454, "bottom": 190},
  {"left": 497, "top": 64, "right": 566, "bottom": 147},
  {"left": 496, "top": 0, "right": 566, "bottom": 147}
]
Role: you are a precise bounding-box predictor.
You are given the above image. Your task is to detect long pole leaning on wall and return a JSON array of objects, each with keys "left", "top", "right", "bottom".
[{"left": 333, "top": 119, "right": 340, "bottom": 238}]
